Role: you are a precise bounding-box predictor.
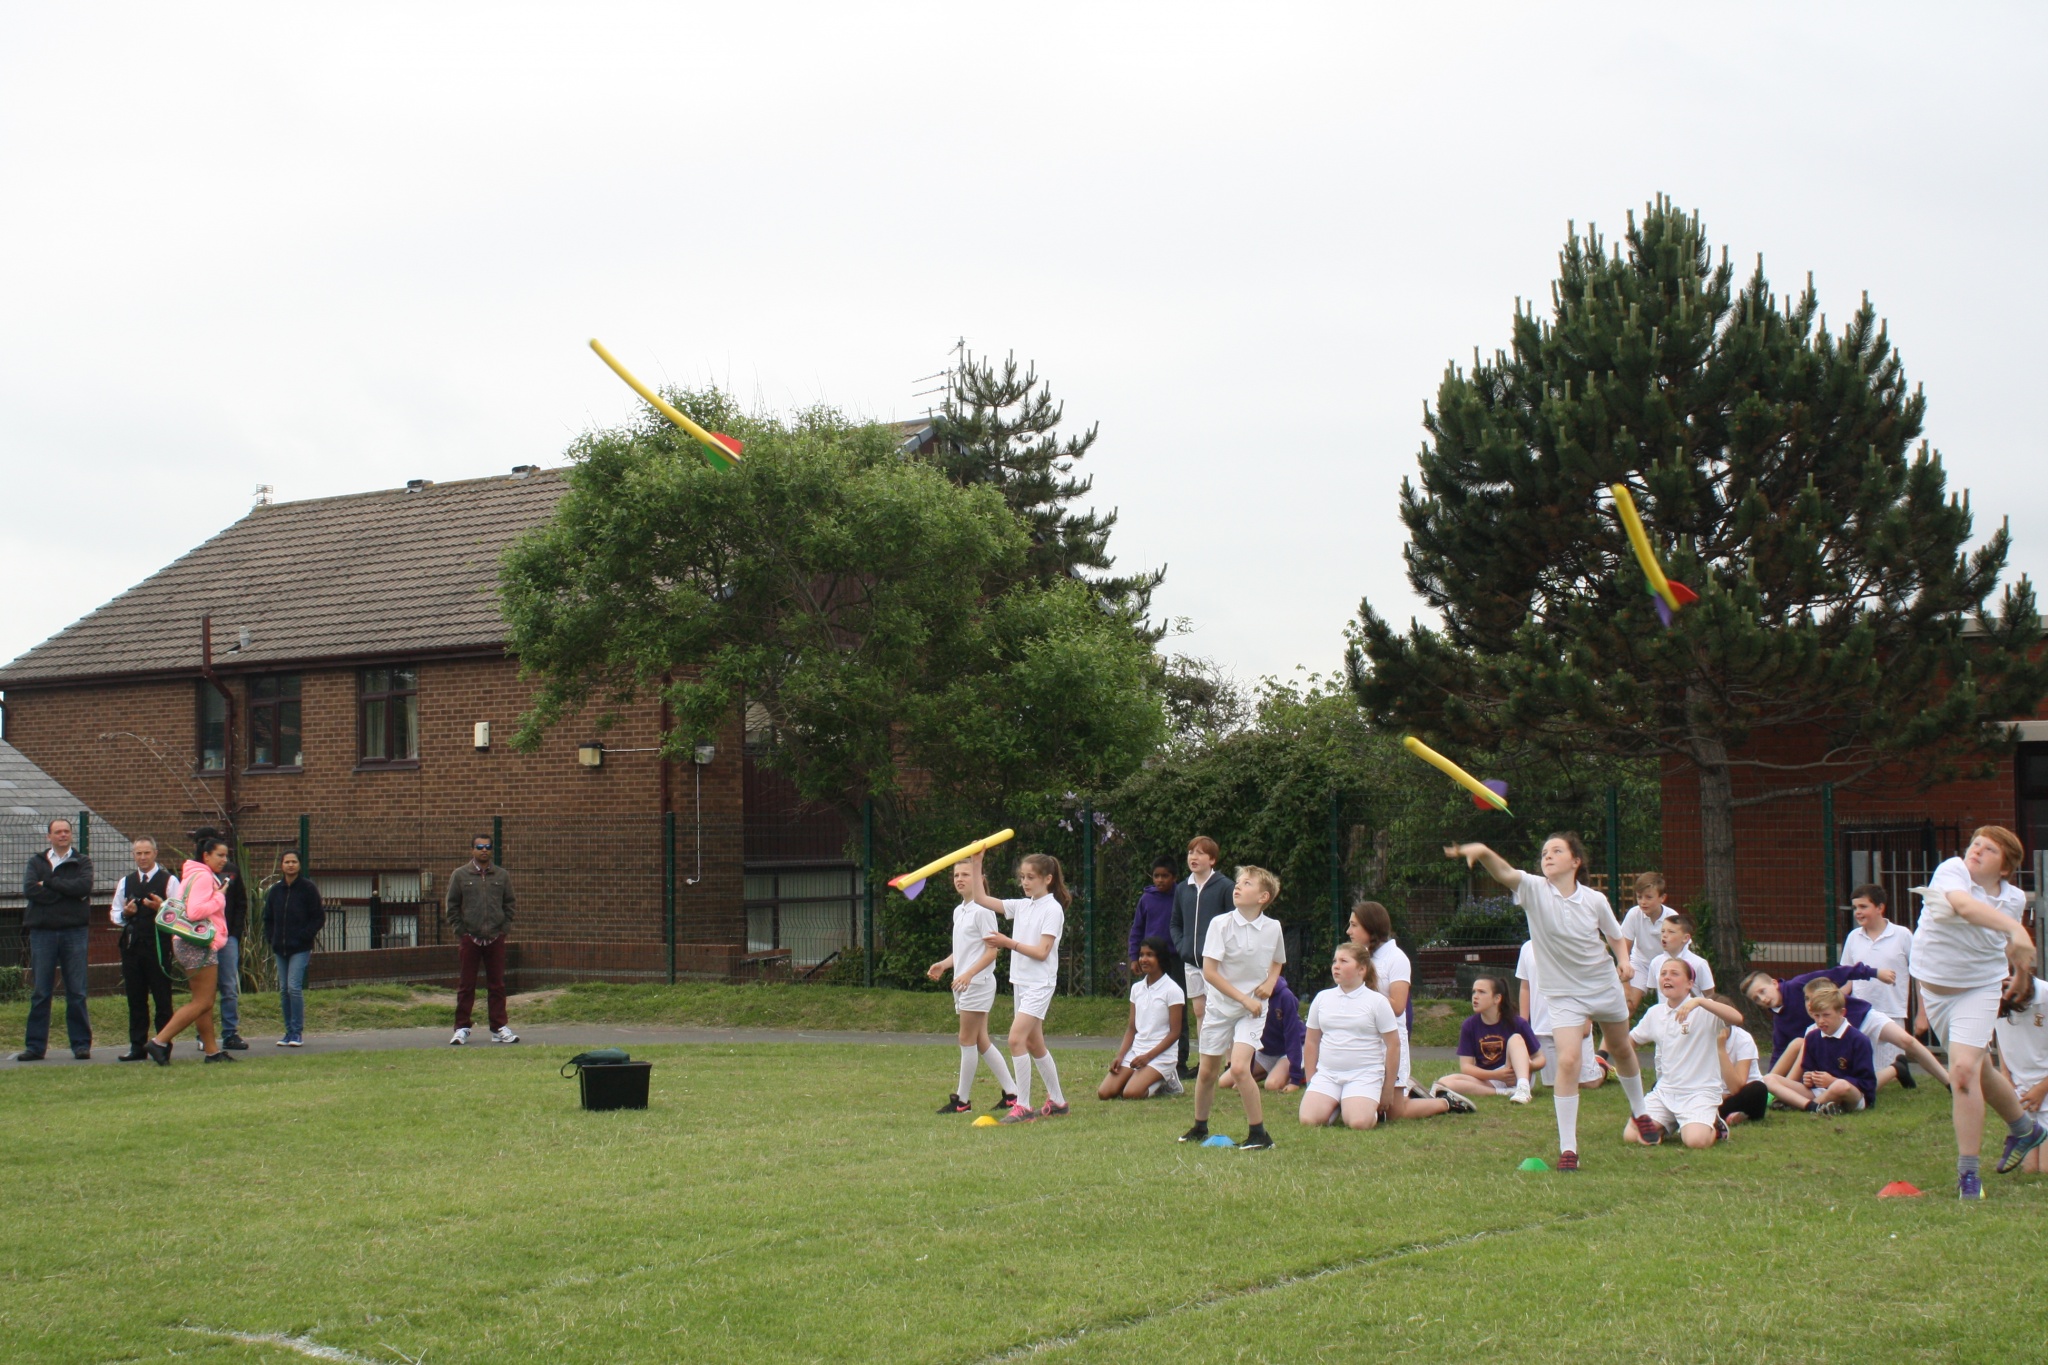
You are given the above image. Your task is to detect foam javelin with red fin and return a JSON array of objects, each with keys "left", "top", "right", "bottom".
[{"left": 1609, "top": 483, "right": 1697, "bottom": 626}]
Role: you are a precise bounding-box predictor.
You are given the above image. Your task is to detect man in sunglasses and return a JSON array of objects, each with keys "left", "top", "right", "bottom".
[{"left": 445, "top": 835, "right": 518, "bottom": 1045}]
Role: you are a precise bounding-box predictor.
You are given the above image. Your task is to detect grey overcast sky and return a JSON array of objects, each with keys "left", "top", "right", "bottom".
[{"left": 3, "top": 3, "right": 2044, "bottom": 690}]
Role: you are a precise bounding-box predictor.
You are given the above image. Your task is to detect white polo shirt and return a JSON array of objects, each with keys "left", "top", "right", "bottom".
[
  {"left": 1840, "top": 919, "right": 1911, "bottom": 1018},
  {"left": 1912, "top": 858, "right": 2022, "bottom": 991},
  {"left": 1619, "top": 903, "right": 1677, "bottom": 969},
  {"left": 1515, "top": 939, "right": 1551, "bottom": 1035},
  {"left": 1201, "top": 909, "right": 1286, "bottom": 1000},
  {"left": 1645, "top": 946, "right": 1715, "bottom": 996},
  {"left": 1002, "top": 894, "right": 1064, "bottom": 988},
  {"left": 1306, "top": 982, "right": 1398, "bottom": 1075},
  {"left": 950, "top": 902, "right": 998, "bottom": 985},
  {"left": 1630, "top": 997, "right": 1724, "bottom": 1098},
  {"left": 1721, "top": 1024, "right": 1764, "bottom": 1086},
  {"left": 1993, "top": 979, "right": 2048, "bottom": 1095},
  {"left": 1127, "top": 972, "right": 1187, "bottom": 1060},
  {"left": 1513, "top": 875, "right": 1624, "bottom": 998}
]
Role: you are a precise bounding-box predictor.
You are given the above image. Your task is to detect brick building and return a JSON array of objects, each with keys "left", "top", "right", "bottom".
[{"left": 0, "top": 467, "right": 861, "bottom": 989}]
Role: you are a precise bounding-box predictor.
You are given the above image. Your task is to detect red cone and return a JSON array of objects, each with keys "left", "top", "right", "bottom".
[{"left": 1877, "top": 1181, "right": 1923, "bottom": 1198}]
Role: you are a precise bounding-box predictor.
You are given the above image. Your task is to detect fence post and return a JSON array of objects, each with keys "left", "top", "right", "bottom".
[
  {"left": 1604, "top": 785, "right": 1621, "bottom": 896},
  {"left": 1822, "top": 782, "right": 1837, "bottom": 966},
  {"left": 78, "top": 810, "right": 90, "bottom": 859},
  {"left": 862, "top": 797, "right": 875, "bottom": 988},
  {"left": 1081, "top": 802, "right": 1097, "bottom": 995},
  {"left": 664, "top": 809, "right": 677, "bottom": 985},
  {"left": 492, "top": 815, "right": 503, "bottom": 868},
  {"left": 1328, "top": 793, "right": 1344, "bottom": 957},
  {"left": 297, "top": 814, "right": 309, "bottom": 868}
]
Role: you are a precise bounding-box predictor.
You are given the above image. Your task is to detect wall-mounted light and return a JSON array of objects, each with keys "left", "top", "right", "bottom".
[
  {"left": 473, "top": 721, "right": 491, "bottom": 751},
  {"left": 693, "top": 743, "right": 716, "bottom": 766},
  {"left": 577, "top": 742, "right": 604, "bottom": 768}
]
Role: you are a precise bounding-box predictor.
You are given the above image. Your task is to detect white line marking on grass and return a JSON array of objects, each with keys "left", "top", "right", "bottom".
[
  {"left": 972, "top": 1214, "right": 1589, "bottom": 1363},
  {"left": 179, "top": 1324, "right": 389, "bottom": 1362}
]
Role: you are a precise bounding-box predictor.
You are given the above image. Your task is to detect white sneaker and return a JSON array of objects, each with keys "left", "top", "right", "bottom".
[
  {"left": 449, "top": 1028, "right": 470, "bottom": 1046},
  {"left": 491, "top": 1026, "right": 519, "bottom": 1044},
  {"left": 1510, "top": 1082, "right": 1532, "bottom": 1105},
  {"left": 1160, "top": 1069, "right": 1185, "bottom": 1096}
]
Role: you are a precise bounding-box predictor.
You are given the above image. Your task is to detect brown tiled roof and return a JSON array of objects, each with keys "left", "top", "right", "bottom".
[{"left": 0, "top": 469, "right": 570, "bottom": 686}]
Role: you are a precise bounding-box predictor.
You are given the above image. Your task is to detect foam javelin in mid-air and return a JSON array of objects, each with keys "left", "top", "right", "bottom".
[
  {"left": 1402, "top": 736, "right": 1511, "bottom": 815},
  {"left": 1609, "top": 482, "right": 1697, "bottom": 626},
  {"left": 588, "top": 337, "right": 744, "bottom": 471},
  {"left": 890, "top": 829, "right": 1016, "bottom": 900}
]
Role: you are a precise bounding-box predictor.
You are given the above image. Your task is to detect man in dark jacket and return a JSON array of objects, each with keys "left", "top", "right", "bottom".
[
  {"left": 1171, "top": 835, "right": 1235, "bottom": 1080},
  {"left": 19, "top": 816, "right": 95, "bottom": 1061},
  {"left": 111, "top": 836, "right": 179, "bottom": 1061},
  {"left": 263, "top": 851, "right": 324, "bottom": 1046},
  {"left": 445, "top": 834, "right": 517, "bottom": 1045},
  {"left": 192, "top": 827, "right": 249, "bottom": 1050}
]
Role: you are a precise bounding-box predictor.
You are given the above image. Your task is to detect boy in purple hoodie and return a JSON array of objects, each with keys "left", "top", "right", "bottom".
[{"left": 1130, "top": 858, "right": 1186, "bottom": 1072}]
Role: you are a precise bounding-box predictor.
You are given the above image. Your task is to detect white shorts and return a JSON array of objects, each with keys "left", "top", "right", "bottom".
[
  {"left": 1199, "top": 1003, "right": 1263, "bottom": 1056},
  {"left": 1183, "top": 964, "right": 1208, "bottom": 1000},
  {"left": 1811, "top": 1084, "right": 1867, "bottom": 1112},
  {"left": 954, "top": 979, "right": 997, "bottom": 1014},
  {"left": 1307, "top": 1066, "right": 1385, "bottom": 1102},
  {"left": 1012, "top": 981, "right": 1055, "bottom": 1021},
  {"left": 1853, "top": 1009, "right": 1902, "bottom": 1075},
  {"left": 1922, "top": 982, "right": 2000, "bottom": 1052},
  {"left": 1122, "top": 1046, "right": 1170, "bottom": 1075},
  {"left": 1645, "top": 1088, "right": 1722, "bottom": 1132},
  {"left": 1545, "top": 977, "right": 1631, "bottom": 1032},
  {"left": 1535, "top": 1036, "right": 1603, "bottom": 1086},
  {"left": 1629, "top": 958, "right": 1655, "bottom": 992},
  {"left": 1254, "top": 1051, "right": 1292, "bottom": 1080}
]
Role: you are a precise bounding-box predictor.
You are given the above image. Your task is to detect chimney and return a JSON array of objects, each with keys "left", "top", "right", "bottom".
[{"left": 405, "top": 479, "right": 428, "bottom": 493}]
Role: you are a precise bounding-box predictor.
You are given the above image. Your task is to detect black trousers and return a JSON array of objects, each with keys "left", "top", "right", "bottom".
[
  {"left": 1720, "top": 1080, "right": 1769, "bottom": 1122},
  {"left": 120, "top": 927, "right": 176, "bottom": 1049}
]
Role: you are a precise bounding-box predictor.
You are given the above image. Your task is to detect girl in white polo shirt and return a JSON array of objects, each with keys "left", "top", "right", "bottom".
[
  {"left": 1299, "top": 942, "right": 1402, "bottom": 1129},
  {"left": 1624, "top": 957, "right": 1744, "bottom": 1149},
  {"left": 1098, "top": 937, "right": 1186, "bottom": 1099},
  {"left": 1911, "top": 826, "right": 2044, "bottom": 1196},
  {"left": 928, "top": 860, "right": 1018, "bottom": 1114},
  {"left": 971, "top": 849, "right": 1072, "bottom": 1123},
  {"left": 1995, "top": 976, "right": 2048, "bottom": 1173},
  {"left": 1447, "top": 834, "right": 1657, "bottom": 1171}
]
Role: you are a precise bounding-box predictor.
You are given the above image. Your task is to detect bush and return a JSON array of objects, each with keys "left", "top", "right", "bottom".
[
  {"left": 0, "top": 965, "right": 22, "bottom": 1002},
  {"left": 1421, "top": 896, "right": 1527, "bottom": 948}
]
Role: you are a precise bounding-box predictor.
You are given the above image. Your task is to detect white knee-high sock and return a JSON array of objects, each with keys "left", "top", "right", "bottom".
[
  {"left": 1555, "top": 1094, "right": 1580, "bottom": 1151},
  {"left": 982, "top": 1046, "right": 1016, "bottom": 1095},
  {"left": 957, "top": 1045, "right": 979, "bottom": 1099},
  {"left": 1012, "top": 1054, "right": 1032, "bottom": 1107},
  {"left": 1034, "top": 1052, "right": 1066, "bottom": 1106},
  {"left": 1617, "top": 1071, "right": 1648, "bottom": 1118}
]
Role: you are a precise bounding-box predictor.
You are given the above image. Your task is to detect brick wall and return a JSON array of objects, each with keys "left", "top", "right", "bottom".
[{"left": 1, "top": 657, "right": 747, "bottom": 972}]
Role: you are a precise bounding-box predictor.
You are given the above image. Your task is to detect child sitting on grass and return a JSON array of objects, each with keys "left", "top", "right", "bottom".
[
  {"left": 1763, "top": 981, "right": 1876, "bottom": 1116},
  {"left": 1995, "top": 974, "right": 2048, "bottom": 1172},
  {"left": 1432, "top": 974, "right": 1543, "bottom": 1104},
  {"left": 1098, "top": 937, "right": 1186, "bottom": 1100},
  {"left": 1624, "top": 957, "right": 1745, "bottom": 1148},
  {"left": 1712, "top": 994, "right": 1770, "bottom": 1127},
  {"left": 1298, "top": 942, "right": 1403, "bottom": 1130}
]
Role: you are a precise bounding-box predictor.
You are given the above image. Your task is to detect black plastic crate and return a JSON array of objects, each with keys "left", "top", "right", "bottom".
[{"left": 577, "top": 1061, "right": 651, "bottom": 1111}]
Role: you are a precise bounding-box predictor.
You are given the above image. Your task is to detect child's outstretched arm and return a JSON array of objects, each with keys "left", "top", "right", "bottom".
[{"left": 1445, "top": 843, "right": 1521, "bottom": 890}]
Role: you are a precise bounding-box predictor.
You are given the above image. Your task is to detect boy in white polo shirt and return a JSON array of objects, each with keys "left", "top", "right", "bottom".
[
  {"left": 1180, "top": 865, "right": 1286, "bottom": 1150},
  {"left": 1645, "top": 913, "right": 1716, "bottom": 997},
  {"left": 1840, "top": 882, "right": 1914, "bottom": 1086},
  {"left": 1994, "top": 976, "right": 2048, "bottom": 1172}
]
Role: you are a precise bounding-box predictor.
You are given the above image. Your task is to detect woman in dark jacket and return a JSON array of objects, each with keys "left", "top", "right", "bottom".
[{"left": 264, "top": 852, "right": 323, "bottom": 1047}]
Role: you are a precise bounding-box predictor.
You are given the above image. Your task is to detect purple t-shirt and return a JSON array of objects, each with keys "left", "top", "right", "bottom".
[{"left": 1457, "top": 1012, "right": 1540, "bottom": 1075}]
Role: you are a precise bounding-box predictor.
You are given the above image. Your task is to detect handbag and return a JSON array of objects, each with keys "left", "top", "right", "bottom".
[{"left": 156, "top": 897, "right": 218, "bottom": 946}]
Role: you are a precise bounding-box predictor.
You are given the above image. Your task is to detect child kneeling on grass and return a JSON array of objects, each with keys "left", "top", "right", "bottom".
[
  {"left": 1624, "top": 958, "right": 1745, "bottom": 1148},
  {"left": 1298, "top": 943, "right": 1401, "bottom": 1129},
  {"left": 1180, "top": 866, "right": 1286, "bottom": 1150},
  {"left": 1099, "top": 937, "right": 1186, "bottom": 1100},
  {"left": 930, "top": 860, "right": 1018, "bottom": 1114},
  {"left": 1763, "top": 981, "right": 1876, "bottom": 1117},
  {"left": 1433, "top": 974, "right": 1543, "bottom": 1105},
  {"left": 1995, "top": 975, "right": 2048, "bottom": 1173}
]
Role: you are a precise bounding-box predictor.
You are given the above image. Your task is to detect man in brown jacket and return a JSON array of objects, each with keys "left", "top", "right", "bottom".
[{"left": 445, "top": 834, "right": 517, "bottom": 1045}]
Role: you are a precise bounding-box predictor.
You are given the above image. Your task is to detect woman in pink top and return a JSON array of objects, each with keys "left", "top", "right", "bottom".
[{"left": 146, "top": 835, "right": 234, "bottom": 1065}]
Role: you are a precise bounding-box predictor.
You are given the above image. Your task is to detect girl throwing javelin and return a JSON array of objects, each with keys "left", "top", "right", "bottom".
[{"left": 1446, "top": 835, "right": 1658, "bottom": 1169}]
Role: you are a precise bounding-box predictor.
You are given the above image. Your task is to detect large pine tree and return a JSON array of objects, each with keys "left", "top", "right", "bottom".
[
  {"left": 1348, "top": 197, "right": 2048, "bottom": 972},
  {"left": 925, "top": 348, "right": 1163, "bottom": 620}
]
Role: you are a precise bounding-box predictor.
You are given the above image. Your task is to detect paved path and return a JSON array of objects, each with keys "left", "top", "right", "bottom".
[{"left": 0, "top": 1023, "right": 1457, "bottom": 1069}]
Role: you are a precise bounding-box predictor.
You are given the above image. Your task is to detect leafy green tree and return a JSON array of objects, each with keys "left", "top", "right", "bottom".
[
  {"left": 501, "top": 390, "right": 1166, "bottom": 825},
  {"left": 1347, "top": 197, "right": 2048, "bottom": 973},
  {"left": 925, "top": 349, "right": 1163, "bottom": 620}
]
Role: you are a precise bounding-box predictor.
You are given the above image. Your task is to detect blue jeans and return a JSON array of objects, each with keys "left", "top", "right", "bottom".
[
  {"left": 25, "top": 925, "right": 92, "bottom": 1054},
  {"left": 216, "top": 936, "right": 242, "bottom": 1037},
  {"left": 277, "top": 950, "right": 310, "bottom": 1037}
]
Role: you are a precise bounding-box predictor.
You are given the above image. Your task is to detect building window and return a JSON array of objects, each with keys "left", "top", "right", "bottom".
[
  {"left": 744, "top": 865, "right": 858, "bottom": 968},
  {"left": 248, "top": 674, "right": 303, "bottom": 769},
  {"left": 358, "top": 666, "right": 418, "bottom": 765},
  {"left": 197, "top": 684, "right": 228, "bottom": 772}
]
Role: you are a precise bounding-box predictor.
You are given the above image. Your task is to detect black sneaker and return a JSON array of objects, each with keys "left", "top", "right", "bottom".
[
  {"left": 72, "top": 1047, "right": 92, "bottom": 1060},
  {"left": 203, "top": 1050, "right": 237, "bottom": 1064},
  {"left": 12, "top": 1051, "right": 44, "bottom": 1062},
  {"left": 1177, "top": 1063, "right": 1200, "bottom": 1080},
  {"left": 145, "top": 1040, "right": 170, "bottom": 1066},
  {"left": 990, "top": 1091, "right": 1017, "bottom": 1112},
  {"left": 222, "top": 1035, "right": 249, "bottom": 1051},
  {"left": 937, "top": 1095, "right": 972, "bottom": 1114},
  {"left": 1894, "top": 1057, "right": 1916, "bottom": 1090},
  {"left": 1239, "top": 1128, "right": 1275, "bottom": 1150},
  {"left": 1178, "top": 1123, "right": 1210, "bottom": 1143},
  {"left": 118, "top": 1049, "right": 149, "bottom": 1062}
]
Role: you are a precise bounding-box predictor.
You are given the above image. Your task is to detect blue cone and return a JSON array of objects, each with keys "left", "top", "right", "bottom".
[{"left": 1201, "top": 1134, "right": 1236, "bottom": 1148}]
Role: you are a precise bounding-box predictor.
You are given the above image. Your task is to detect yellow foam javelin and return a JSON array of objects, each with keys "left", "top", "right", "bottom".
[
  {"left": 890, "top": 829, "right": 1016, "bottom": 893},
  {"left": 1609, "top": 483, "right": 1681, "bottom": 612},
  {"left": 1402, "top": 737, "right": 1511, "bottom": 814},
  {"left": 588, "top": 338, "right": 740, "bottom": 472}
]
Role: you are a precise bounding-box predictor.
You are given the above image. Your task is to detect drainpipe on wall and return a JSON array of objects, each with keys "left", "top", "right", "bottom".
[{"left": 201, "top": 615, "right": 236, "bottom": 834}]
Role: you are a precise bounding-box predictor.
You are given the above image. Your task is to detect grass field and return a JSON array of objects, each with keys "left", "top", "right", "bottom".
[{"left": 3, "top": 1036, "right": 2043, "bottom": 1364}]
